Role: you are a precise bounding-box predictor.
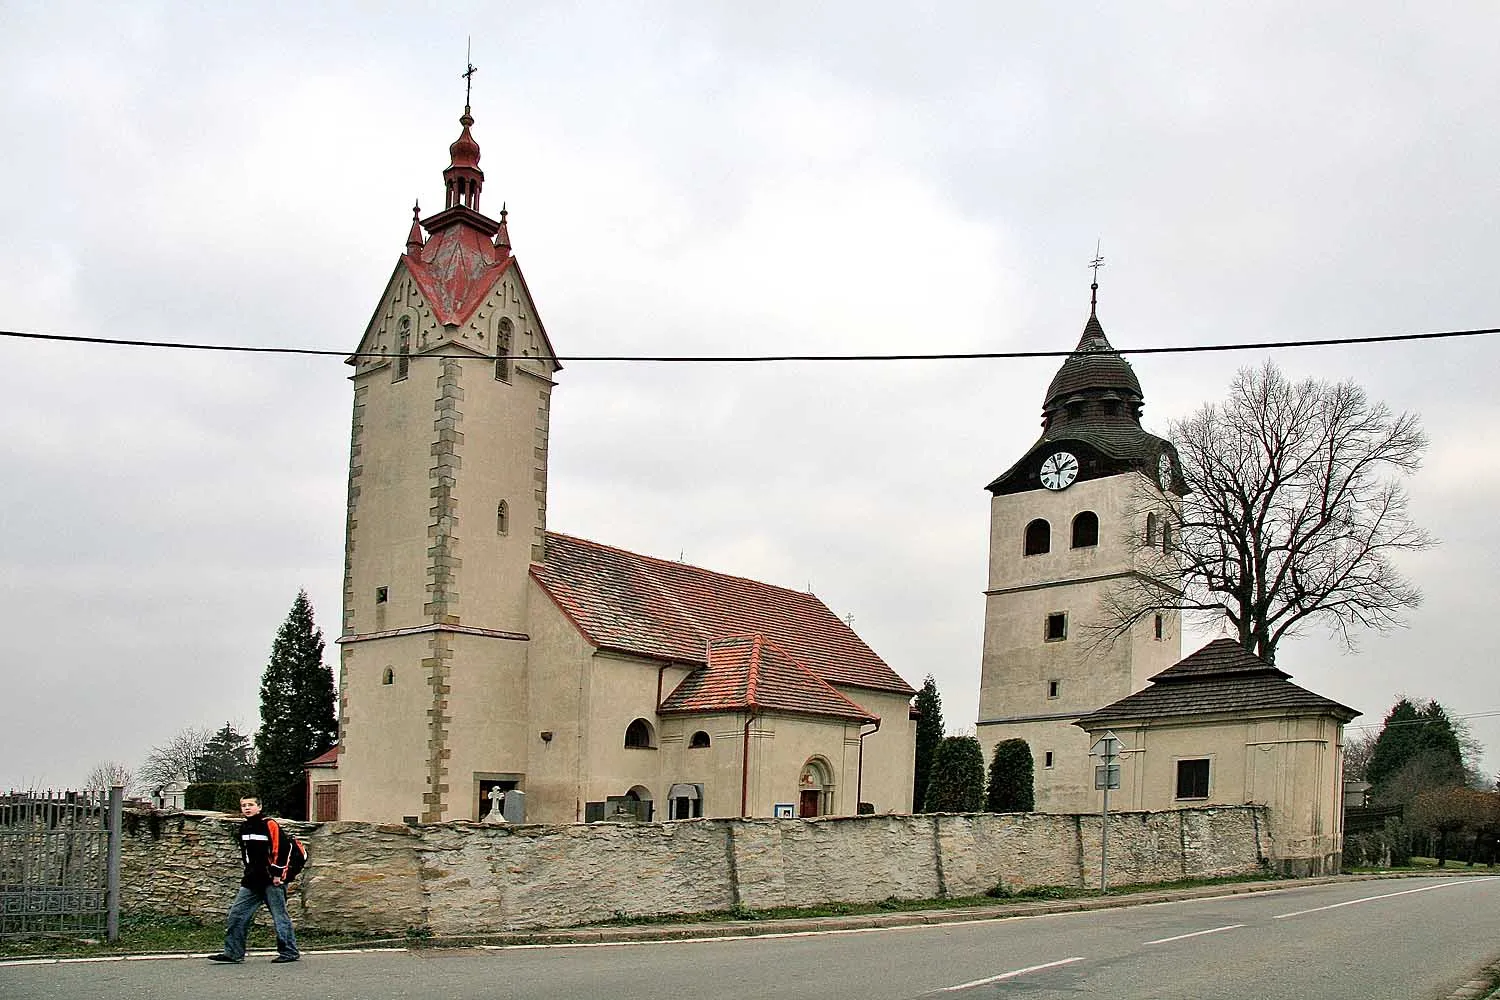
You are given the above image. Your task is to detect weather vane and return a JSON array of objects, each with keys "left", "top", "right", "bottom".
[
  {"left": 1089, "top": 241, "right": 1104, "bottom": 312},
  {"left": 463, "top": 37, "right": 478, "bottom": 108}
]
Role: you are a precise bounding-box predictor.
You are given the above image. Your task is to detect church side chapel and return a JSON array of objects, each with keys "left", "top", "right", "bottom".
[{"left": 321, "top": 97, "right": 917, "bottom": 826}]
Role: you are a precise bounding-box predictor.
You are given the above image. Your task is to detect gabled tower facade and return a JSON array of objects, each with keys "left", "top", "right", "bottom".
[
  {"left": 976, "top": 284, "right": 1182, "bottom": 813},
  {"left": 337, "top": 103, "right": 560, "bottom": 823}
]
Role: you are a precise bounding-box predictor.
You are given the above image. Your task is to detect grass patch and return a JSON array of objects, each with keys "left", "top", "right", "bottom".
[{"left": 0, "top": 912, "right": 391, "bottom": 960}]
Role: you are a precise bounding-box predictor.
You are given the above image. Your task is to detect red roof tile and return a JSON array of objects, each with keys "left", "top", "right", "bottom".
[
  {"left": 531, "top": 532, "right": 915, "bottom": 696},
  {"left": 660, "top": 634, "right": 877, "bottom": 723},
  {"left": 304, "top": 746, "right": 340, "bottom": 767},
  {"left": 405, "top": 221, "right": 513, "bottom": 328}
]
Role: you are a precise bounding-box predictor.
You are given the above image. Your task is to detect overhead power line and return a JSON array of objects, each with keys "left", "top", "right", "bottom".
[{"left": 1, "top": 325, "right": 1498, "bottom": 364}]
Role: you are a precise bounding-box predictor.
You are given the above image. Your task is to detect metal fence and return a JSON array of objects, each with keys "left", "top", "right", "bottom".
[{"left": 0, "top": 787, "right": 121, "bottom": 940}]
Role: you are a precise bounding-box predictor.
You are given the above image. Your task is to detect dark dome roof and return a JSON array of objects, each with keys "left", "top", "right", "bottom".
[{"left": 1043, "top": 312, "right": 1142, "bottom": 412}]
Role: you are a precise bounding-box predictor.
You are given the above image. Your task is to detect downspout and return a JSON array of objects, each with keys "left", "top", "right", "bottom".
[
  {"left": 855, "top": 719, "right": 880, "bottom": 812},
  {"left": 740, "top": 711, "right": 757, "bottom": 818}
]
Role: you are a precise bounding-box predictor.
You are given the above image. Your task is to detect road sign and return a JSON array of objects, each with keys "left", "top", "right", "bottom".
[
  {"left": 1094, "top": 763, "right": 1120, "bottom": 790},
  {"left": 1090, "top": 731, "right": 1122, "bottom": 758}
]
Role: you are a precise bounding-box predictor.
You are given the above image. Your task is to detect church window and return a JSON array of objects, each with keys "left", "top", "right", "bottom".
[
  {"left": 1176, "top": 758, "right": 1211, "bottom": 799},
  {"left": 1045, "top": 612, "right": 1067, "bottom": 642},
  {"left": 1154, "top": 614, "right": 1164, "bottom": 640},
  {"left": 375, "top": 586, "right": 388, "bottom": 604},
  {"left": 497, "top": 500, "right": 509, "bottom": 536},
  {"left": 1071, "top": 511, "right": 1099, "bottom": 548},
  {"left": 1024, "top": 519, "right": 1051, "bottom": 556},
  {"left": 1145, "top": 513, "right": 1158, "bottom": 546},
  {"left": 689, "top": 730, "right": 711, "bottom": 749},
  {"left": 1043, "top": 751, "right": 1055, "bottom": 769},
  {"left": 381, "top": 667, "right": 394, "bottom": 686},
  {"left": 1047, "top": 679, "right": 1060, "bottom": 698},
  {"left": 394, "top": 317, "right": 411, "bottom": 381},
  {"left": 624, "top": 718, "right": 657, "bottom": 749},
  {"left": 495, "top": 318, "right": 513, "bottom": 382},
  {"left": 1162, "top": 521, "right": 1174, "bottom": 552}
]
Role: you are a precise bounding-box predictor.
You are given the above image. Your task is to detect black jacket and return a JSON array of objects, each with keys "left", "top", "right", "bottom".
[{"left": 237, "top": 813, "right": 292, "bottom": 888}]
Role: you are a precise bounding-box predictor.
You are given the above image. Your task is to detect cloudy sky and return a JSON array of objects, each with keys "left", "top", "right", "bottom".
[{"left": 3, "top": 2, "right": 1497, "bottom": 790}]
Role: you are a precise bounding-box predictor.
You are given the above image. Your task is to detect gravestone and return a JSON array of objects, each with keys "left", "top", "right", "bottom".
[{"left": 501, "top": 788, "right": 525, "bottom": 824}]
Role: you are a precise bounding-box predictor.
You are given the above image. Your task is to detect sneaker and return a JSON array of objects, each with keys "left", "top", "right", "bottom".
[
  {"left": 271, "top": 955, "right": 300, "bottom": 963},
  {"left": 208, "top": 954, "right": 243, "bottom": 964}
]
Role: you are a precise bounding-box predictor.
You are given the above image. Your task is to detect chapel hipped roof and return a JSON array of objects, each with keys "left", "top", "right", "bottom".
[
  {"left": 1075, "top": 638, "right": 1359, "bottom": 727},
  {"left": 659, "top": 634, "right": 877, "bottom": 723},
  {"left": 531, "top": 532, "right": 915, "bottom": 698}
]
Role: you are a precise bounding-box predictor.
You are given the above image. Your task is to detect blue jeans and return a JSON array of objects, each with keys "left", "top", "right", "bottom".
[{"left": 223, "top": 884, "right": 299, "bottom": 960}]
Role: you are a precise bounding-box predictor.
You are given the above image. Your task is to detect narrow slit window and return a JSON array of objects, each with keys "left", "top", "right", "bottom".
[
  {"left": 495, "top": 318, "right": 513, "bottom": 382},
  {"left": 497, "top": 499, "right": 509, "bottom": 536},
  {"left": 394, "top": 316, "right": 411, "bottom": 382},
  {"left": 381, "top": 667, "right": 394, "bottom": 686},
  {"left": 1145, "top": 512, "right": 1158, "bottom": 546},
  {"left": 1047, "top": 679, "right": 1060, "bottom": 699},
  {"left": 1154, "top": 614, "right": 1164, "bottom": 640}
]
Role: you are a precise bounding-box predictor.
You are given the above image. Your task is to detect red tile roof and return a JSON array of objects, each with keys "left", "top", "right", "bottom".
[
  {"left": 531, "top": 532, "right": 915, "bottom": 696},
  {"left": 660, "top": 634, "right": 877, "bottom": 723},
  {"left": 405, "top": 219, "right": 513, "bottom": 327},
  {"left": 304, "top": 746, "right": 340, "bottom": 768}
]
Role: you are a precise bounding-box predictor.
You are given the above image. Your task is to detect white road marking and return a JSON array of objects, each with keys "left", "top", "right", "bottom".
[
  {"left": 936, "top": 956, "right": 1087, "bottom": 992},
  {"left": 1145, "top": 923, "right": 1244, "bottom": 945},
  {"left": 1273, "top": 879, "right": 1477, "bottom": 920}
]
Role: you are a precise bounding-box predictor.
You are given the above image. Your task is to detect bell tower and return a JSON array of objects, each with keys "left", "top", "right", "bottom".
[
  {"left": 975, "top": 278, "right": 1182, "bottom": 812},
  {"left": 336, "top": 96, "right": 561, "bottom": 823}
]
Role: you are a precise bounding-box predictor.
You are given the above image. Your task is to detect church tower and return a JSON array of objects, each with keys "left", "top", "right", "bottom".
[
  {"left": 976, "top": 280, "right": 1182, "bottom": 813},
  {"left": 336, "top": 100, "right": 561, "bottom": 823}
]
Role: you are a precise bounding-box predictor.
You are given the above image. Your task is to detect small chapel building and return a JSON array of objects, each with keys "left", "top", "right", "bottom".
[
  {"left": 1076, "top": 639, "right": 1359, "bottom": 875},
  {"left": 318, "top": 103, "right": 917, "bottom": 825}
]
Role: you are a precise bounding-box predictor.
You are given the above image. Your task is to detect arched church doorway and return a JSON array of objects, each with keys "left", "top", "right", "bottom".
[{"left": 798, "top": 758, "right": 833, "bottom": 817}]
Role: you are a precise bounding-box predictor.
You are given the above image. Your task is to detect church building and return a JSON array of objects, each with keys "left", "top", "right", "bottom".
[
  {"left": 317, "top": 103, "right": 917, "bottom": 825},
  {"left": 976, "top": 280, "right": 1184, "bottom": 813}
]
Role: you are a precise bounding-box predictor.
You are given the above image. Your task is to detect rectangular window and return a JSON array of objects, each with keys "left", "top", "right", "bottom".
[
  {"left": 1176, "top": 758, "right": 1211, "bottom": 799},
  {"left": 1045, "top": 612, "right": 1067, "bottom": 642},
  {"left": 375, "top": 586, "right": 388, "bottom": 604},
  {"left": 1047, "top": 679, "right": 1060, "bottom": 699},
  {"left": 1044, "top": 751, "right": 1055, "bottom": 769},
  {"left": 1154, "top": 614, "right": 1164, "bottom": 640}
]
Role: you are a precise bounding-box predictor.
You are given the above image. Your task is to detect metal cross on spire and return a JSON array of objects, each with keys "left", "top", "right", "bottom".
[
  {"left": 463, "top": 37, "right": 478, "bottom": 109},
  {"left": 1089, "top": 241, "right": 1105, "bottom": 314}
]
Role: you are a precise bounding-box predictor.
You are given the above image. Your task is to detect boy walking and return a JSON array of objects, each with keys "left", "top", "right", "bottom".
[{"left": 208, "top": 796, "right": 300, "bottom": 964}]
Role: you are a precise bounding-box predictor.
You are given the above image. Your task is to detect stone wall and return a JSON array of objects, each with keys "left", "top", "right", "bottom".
[{"left": 117, "top": 806, "right": 1269, "bottom": 934}]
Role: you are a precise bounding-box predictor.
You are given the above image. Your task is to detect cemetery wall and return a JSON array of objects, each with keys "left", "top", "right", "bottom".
[{"left": 117, "top": 806, "right": 1270, "bottom": 934}]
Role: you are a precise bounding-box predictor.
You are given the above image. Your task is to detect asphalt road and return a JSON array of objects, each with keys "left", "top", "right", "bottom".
[{"left": 4, "top": 877, "right": 1498, "bottom": 1000}]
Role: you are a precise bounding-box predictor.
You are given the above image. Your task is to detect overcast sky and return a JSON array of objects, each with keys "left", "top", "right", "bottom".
[{"left": 3, "top": 2, "right": 1497, "bottom": 790}]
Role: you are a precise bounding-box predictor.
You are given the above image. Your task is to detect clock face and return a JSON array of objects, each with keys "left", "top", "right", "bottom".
[
  {"left": 1040, "top": 451, "right": 1079, "bottom": 491},
  {"left": 1158, "top": 453, "right": 1173, "bottom": 488}
]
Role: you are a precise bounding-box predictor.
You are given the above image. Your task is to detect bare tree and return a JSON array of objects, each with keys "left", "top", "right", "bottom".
[
  {"left": 82, "top": 760, "right": 134, "bottom": 793},
  {"left": 1100, "top": 361, "right": 1433, "bottom": 664},
  {"left": 1343, "top": 730, "right": 1378, "bottom": 781},
  {"left": 137, "top": 725, "right": 212, "bottom": 790}
]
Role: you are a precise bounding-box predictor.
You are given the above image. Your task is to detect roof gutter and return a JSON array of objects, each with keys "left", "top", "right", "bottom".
[
  {"left": 740, "top": 710, "right": 757, "bottom": 818},
  {"left": 855, "top": 718, "right": 880, "bottom": 812}
]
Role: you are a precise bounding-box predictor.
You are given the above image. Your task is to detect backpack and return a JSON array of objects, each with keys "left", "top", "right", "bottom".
[{"left": 285, "top": 833, "right": 308, "bottom": 882}]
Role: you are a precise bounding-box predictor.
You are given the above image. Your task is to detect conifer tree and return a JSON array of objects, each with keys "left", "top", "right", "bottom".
[
  {"left": 922, "top": 735, "right": 985, "bottom": 813},
  {"left": 985, "top": 738, "right": 1035, "bottom": 812},
  {"left": 254, "top": 590, "right": 337, "bottom": 818},
  {"left": 197, "top": 723, "right": 255, "bottom": 783},
  {"left": 1366, "top": 697, "right": 1465, "bottom": 805},
  {"left": 912, "top": 675, "right": 945, "bottom": 812}
]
